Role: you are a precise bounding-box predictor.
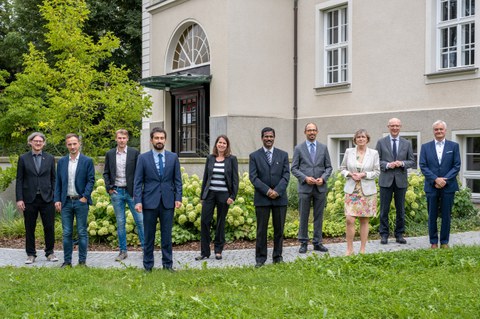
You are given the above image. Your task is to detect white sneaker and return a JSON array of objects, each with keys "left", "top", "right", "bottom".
[
  {"left": 47, "top": 254, "right": 59, "bottom": 262},
  {"left": 25, "top": 256, "right": 36, "bottom": 264}
]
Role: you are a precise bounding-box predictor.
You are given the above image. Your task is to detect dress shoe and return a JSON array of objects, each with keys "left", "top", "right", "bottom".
[
  {"left": 380, "top": 236, "right": 388, "bottom": 245},
  {"left": 396, "top": 236, "right": 407, "bottom": 244},
  {"left": 440, "top": 244, "right": 449, "bottom": 249},
  {"left": 163, "top": 266, "right": 176, "bottom": 273},
  {"left": 60, "top": 262, "right": 72, "bottom": 268},
  {"left": 195, "top": 255, "right": 209, "bottom": 261},
  {"left": 313, "top": 244, "right": 328, "bottom": 252},
  {"left": 215, "top": 253, "right": 222, "bottom": 260},
  {"left": 255, "top": 262, "right": 264, "bottom": 268},
  {"left": 431, "top": 244, "right": 438, "bottom": 249},
  {"left": 298, "top": 243, "right": 308, "bottom": 254}
]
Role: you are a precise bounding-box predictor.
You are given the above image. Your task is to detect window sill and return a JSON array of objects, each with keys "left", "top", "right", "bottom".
[
  {"left": 314, "top": 82, "right": 351, "bottom": 95},
  {"left": 424, "top": 67, "right": 479, "bottom": 84}
]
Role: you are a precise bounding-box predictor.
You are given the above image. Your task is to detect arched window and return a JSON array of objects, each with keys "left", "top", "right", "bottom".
[{"left": 172, "top": 24, "right": 210, "bottom": 71}]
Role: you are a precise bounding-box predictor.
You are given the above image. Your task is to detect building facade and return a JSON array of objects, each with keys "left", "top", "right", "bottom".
[{"left": 141, "top": 0, "right": 480, "bottom": 200}]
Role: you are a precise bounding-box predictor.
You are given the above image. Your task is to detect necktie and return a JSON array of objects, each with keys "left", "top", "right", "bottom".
[
  {"left": 392, "top": 138, "right": 397, "bottom": 160},
  {"left": 158, "top": 153, "right": 164, "bottom": 177},
  {"left": 266, "top": 151, "right": 272, "bottom": 165},
  {"left": 309, "top": 143, "right": 316, "bottom": 162},
  {"left": 33, "top": 154, "right": 41, "bottom": 173}
]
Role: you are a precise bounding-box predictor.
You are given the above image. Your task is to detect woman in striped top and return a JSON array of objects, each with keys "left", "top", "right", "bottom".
[{"left": 195, "top": 135, "right": 239, "bottom": 261}]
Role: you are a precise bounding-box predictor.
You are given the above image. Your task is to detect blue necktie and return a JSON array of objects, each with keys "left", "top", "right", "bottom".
[
  {"left": 158, "top": 153, "right": 164, "bottom": 177},
  {"left": 392, "top": 138, "right": 397, "bottom": 160},
  {"left": 266, "top": 151, "right": 272, "bottom": 165},
  {"left": 309, "top": 143, "right": 316, "bottom": 162}
]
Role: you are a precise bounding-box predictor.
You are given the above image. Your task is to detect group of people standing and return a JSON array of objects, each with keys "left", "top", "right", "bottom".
[{"left": 15, "top": 117, "right": 460, "bottom": 270}]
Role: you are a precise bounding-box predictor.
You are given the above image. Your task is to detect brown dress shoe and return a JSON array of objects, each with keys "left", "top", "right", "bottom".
[{"left": 430, "top": 244, "right": 438, "bottom": 249}]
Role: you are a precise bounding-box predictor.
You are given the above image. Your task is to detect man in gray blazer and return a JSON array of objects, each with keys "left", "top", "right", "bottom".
[
  {"left": 375, "top": 118, "right": 416, "bottom": 244},
  {"left": 291, "top": 123, "right": 332, "bottom": 253}
]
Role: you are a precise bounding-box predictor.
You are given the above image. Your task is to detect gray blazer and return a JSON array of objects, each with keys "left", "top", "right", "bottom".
[
  {"left": 375, "top": 136, "right": 416, "bottom": 188},
  {"left": 291, "top": 141, "right": 333, "bottom": 193},
  {"left": 340, "top": 147, "right": 380, "bottom": 196}
]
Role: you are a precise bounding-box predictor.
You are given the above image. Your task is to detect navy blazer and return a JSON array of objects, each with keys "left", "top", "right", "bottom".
[
  {"left": 249, "top": 148, "right": 290, "bottom": 207},
  {"left": 54, "top": 154, "right": 95, "bottom": 205},
  {"left": 200, "top": 154, "right": 239, "bottom": 200},
  {"left": 16, "top": 151, "right": 56, "bottom": 203},
  {"left": 133, "top": 150, "right": 182, "bottom": 210},
  {"left": 419, "top": 140, "right": 461, "bottom": 193},
  {"left": 103, "top": 146, "right": 139, "bottom": 196}
]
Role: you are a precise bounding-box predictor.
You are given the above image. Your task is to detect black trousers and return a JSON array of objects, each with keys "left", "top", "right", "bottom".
[
  {"left": 200, "top": 191, "right": 230, "bottom": 257},
  {"left": 24, "top": 194, "right": 55, "bottom": 257},
  {"left": 255, "top": 205, "right": 287, "bottom": 264}
]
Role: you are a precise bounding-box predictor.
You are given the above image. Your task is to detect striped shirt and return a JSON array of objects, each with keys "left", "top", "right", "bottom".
[{"left": 209, "top": 160, "right": 228, "bottom": 192}]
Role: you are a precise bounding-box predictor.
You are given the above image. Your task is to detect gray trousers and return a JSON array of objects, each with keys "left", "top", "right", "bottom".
[{"left": 298, "top": 187, "right": 326, "bottom": 245}]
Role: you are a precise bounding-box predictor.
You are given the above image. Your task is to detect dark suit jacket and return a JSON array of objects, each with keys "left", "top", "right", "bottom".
[
  {"left": 291, "top": 141, "right": 332, "bottom": 193},
  {"left": 249, "top": 147, "right": 290, "bottom": 207},
  {"left": 419, "top": 140, "right": 461, "bottom": 193},
  {"left": 200, "top": 154, "right": 239, "bottom": 200},
  {"left": 16, "top": 151, "right": 56, "bottom": 203},
  {"left": 376, "top": 136, "right": 416, "bottom": 188},
  {"left": 133, "top": 150, "right": 182, "bottom": 210},
  {"left": 54, "top": 154, "right": 95, "bottom": 205},
  {"left": 103, "top": 146, "right": 139, "bottom": 196}
]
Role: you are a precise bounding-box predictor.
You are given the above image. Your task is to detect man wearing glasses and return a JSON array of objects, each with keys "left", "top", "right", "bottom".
[{"left": 16, "top": 132, "right": 58, "bottom": 264}]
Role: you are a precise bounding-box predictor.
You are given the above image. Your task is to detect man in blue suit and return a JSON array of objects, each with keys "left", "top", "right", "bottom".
[
  {"left": 419, "top": 120, "right": 461, "bottom": 249},
  {"left": 54, "top": 133, "right": 95, "bottom": 268},
  {"left": 249, "top": 127, "right": 290, "bottom": 268},
  {"left": 134, "top": 127, "right": 182, "bottom": 272}
]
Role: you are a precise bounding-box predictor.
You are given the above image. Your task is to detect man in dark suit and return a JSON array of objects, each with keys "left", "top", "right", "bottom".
[
  {"left": 376, "top": 118, "right": 416, "bottom": 244},
  {"left": 420, "top": 120, "right": 460, "bottom": 249},
  {"left": 16, "top": 132, "right": 57, "bottom": 264},
  {"left": 134, "top": 127, "right": 182, "bottom": 272},
  {"left": 54, "top": 133, "right": 95, "bottom": 268},
  {"left": 249, "top": 127, "right": 290, "bottom": 268},
  {"left": 291, "top": 123, "right": 332, "bottom": 253},
  {"left": 103, "top": 129, "right": 144, "bottom": 261}
]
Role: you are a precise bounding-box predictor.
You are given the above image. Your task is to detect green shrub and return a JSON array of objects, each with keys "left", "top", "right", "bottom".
[{"left": 0, "top": 155, "right": 18, "bottom": 191}]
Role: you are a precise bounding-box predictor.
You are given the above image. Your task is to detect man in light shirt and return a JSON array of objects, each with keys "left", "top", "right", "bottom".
[
  {"left": 54, "top": 133, "right": 95, "bottom": 268},
  {"left": 103, "top": 129, "right": 144, "bottom": 261}
]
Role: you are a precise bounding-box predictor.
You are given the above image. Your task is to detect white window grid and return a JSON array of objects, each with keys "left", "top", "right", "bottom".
[
  {"left": 437, "top": 0, "right": 476, "bottom": 69},
  {"left": 324, "top": 6, "right": 348, "bottom": 84},
  {"left": 172, "top": 24, "right": 210, "bottom": 71}
]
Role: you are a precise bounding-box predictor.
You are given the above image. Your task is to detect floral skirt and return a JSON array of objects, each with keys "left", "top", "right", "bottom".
[{"left": 344, "top": 182, "right": 377, "bottom": 217}]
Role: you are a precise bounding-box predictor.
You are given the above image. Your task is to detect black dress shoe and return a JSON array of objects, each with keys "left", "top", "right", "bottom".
[
  {"left": 273, "top": 257, "right": 284, "bottom": 264},
  {"left": 195, "top": 255, "right": 209, "bottom": 261},
  {"left": 163, "top": 266, "right": 176, "bottom": 273},
  {"left": 215, "top": 254, "right": 222, "bottom": 260},
  {"left": 380, "top": 236, "right": 388, "bottom": 245},
  {"left": 396, "top": 236, "right": 407, "bottom": 244},
  {"left": 313, "top": 244, "right": 328, "bottom": 252},
  {"left": 60, "top": 262, "right": 72, "bottom": 268},
  {"left": 255, "top": 262, "right": 264, "bottom": 268},
  {"left": 298, "top": 243, "right": 308, "bottom": 254}
]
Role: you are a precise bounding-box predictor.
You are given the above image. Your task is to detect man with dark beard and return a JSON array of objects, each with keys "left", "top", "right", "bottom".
[{"left": 134, "top": 127, "right": 182, "bottom": 272}]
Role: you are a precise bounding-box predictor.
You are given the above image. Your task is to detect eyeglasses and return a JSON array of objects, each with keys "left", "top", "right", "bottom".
[{"left": 31, "top": 140, "right": 44, "bottom": 144}]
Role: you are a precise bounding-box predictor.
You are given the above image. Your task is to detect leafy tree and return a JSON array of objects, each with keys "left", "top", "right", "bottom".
[
  {"left": 0, "top": 0, "right": 141, "bottom": 82},
  {"left": 0, "top": 0, "right": 151, "bottom": 156}
]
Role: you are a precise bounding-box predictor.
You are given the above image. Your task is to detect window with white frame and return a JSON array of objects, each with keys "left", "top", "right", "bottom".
[
  {"left": 464, "top": 136, "right": 480, "bottom": 198},
  {"left": 325, "top": 6, "right": 348, "bottom": 84},
  {"left": 328, "top": 135, "right": 353, "bottom": 169},
  {"left": 437, "top": 0, "right": 476, "bottom": 69},
  {"left": 315, "top": 0, "right": 351, "bottom": 91},
  {"left": 402, "top": 135, "right": 419, "bottom": 166}
]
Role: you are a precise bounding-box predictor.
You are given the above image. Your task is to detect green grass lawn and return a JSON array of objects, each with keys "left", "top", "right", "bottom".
[{"left": 1, "top": 246, "right": 479, "bottom": 318}]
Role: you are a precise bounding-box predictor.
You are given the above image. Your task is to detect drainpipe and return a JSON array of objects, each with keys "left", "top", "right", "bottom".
[{"left": 293, "top": 0, "right": 298, "bottom": 147}]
